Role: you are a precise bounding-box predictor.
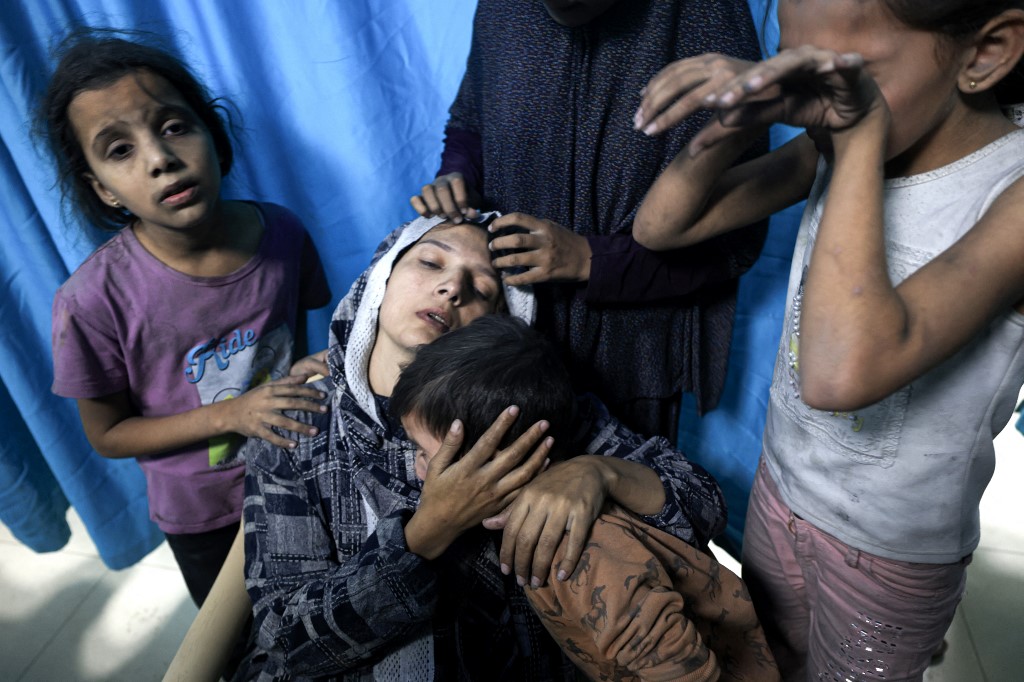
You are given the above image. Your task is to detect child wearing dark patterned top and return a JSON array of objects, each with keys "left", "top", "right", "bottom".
[{"left": 391, "top": 315, "right": 779, "bottom": 682}]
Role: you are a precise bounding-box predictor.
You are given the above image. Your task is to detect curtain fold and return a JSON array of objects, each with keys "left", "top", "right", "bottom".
[{"left": 0, "top": 0, "right": 474, "bottom": 568}]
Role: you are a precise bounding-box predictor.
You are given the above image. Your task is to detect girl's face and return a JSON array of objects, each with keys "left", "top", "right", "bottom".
[
  {"left": 780, "top": 0, "right": 969, "bottom": 175},
  {"left": 68, "top": 70, "right": 223, "bottom": 234},
  {"left": 376, "top": 224, "right": 503, "bottom": 366}
]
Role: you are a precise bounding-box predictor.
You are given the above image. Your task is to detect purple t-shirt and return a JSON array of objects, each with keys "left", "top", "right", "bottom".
[{"left": 52, "top": 202, "right": 331, "bottom": 534}]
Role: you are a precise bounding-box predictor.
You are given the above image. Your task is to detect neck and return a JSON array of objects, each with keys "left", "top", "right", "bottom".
[{"left": 367, "top": 338, "right": 408, "bottom": 397}]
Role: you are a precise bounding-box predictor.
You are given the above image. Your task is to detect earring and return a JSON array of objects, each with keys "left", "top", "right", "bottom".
[
  {"left": 110, "top": 199, "right": 121, "bottom": 208},
  {"left": 969, "top": 80, "right": 977, "bottom": 90}
]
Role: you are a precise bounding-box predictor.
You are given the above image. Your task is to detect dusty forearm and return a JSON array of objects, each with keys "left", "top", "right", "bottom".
[
  {"left": 800, "top": 111, "right": 908, "bottom": 409},
  {"left": 635, "top": 130, "right": 814, "bottom": 251}
]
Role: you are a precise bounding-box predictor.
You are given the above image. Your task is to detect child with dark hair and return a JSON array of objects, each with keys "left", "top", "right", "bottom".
[
  {"left": 41, "top": 29, "right": 332, "bottom": 608},
  {"left": 391, "top": 315, "right": 779, "bottom": 682}
]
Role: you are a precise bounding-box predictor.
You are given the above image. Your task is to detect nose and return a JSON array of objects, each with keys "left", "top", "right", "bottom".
[
  {"left": 435, "top": 269, "right": 470, "bottom": 304},
  {"left": 142, "top": 134, "right": 180, "bottom": 177}
]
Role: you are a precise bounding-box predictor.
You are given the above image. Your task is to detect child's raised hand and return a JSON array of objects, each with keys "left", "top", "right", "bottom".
[
  {"left": 404, "top": 407, "right": 552, "bottom": 560},
  {"left": 690, "top": 48, "right": 883, "bottom": 154},
  {"left": 635, "top": 53, "right": 760, "bottom": 137},
  {"left": 219, "top": 375, "right": 328, "bottom": 448},
  {"left": 410, "top": 172, "right": 482, "bottom": 224}
]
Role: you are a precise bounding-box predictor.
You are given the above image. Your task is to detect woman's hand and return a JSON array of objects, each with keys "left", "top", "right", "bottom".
[
  {"left": 488, "top": 213, "right": 592, "bottom": 285},
  {"left": 405, "top": 407, "right": 553, "bottom": 560},
  {"left": 410, "top": 172, "right": 482, "bottom": 224},
  {"left": 218, "top": 375, "right": 328, "bottom": 448}
]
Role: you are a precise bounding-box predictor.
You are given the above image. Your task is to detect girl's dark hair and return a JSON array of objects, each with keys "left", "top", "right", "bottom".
[
  {"left": 390, "top": 315, "right": 578, "bottom": 461},
  {"left": 880, "top": 0, "right": 1024, "bottom": 104},
  {"left": 37, "top": 28, "right": 234, "bottom": 231}
]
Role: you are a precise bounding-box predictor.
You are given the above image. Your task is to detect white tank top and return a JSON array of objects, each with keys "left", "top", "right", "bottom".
[{"left": 764, "top": 128, "right": 1024, "bottom": 563}]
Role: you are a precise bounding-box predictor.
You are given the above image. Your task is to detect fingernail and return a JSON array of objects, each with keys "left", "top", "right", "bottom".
[
  {"left": 508, "top": 405, "right": 520, "bottom": 416},
  {"left": 643, "top": 122, "right": 657, "bottom": 136},
  {"left": 516, "top": 575, "right": 526, "bottom": 587},
  {"left": 309, "top": 428, "right": 318, "bottom": 436},
  {"left": 453, "top": 216, "right": 462, "bottom": 224},
  {"left": 745, "top": 75, "right": 764, "bottom": 91},
  {"left": 501, "top": 563, "right": 510, "bottom": 575},
  {"left": 319, "top": 392, "right": 327, "bottom": 399},
  {"left": 557, "top": 569, "right": 567, "bottom": 581},
  {"left": 633, "top": 109, "right": 643, "bottom": 129},
  {"left": 450, "top": 419, "right": 462, "bottom": 434},
  {"left": 703, "top": 93, "right": 717, "bottom": 105},
  {"left": 720, "top": 91, "right": 736, "bottom": 105},
  {"left": 530, "top": 576, "right": 541, "bottom": 589},
  {"left": 288, "top": 442, "right": 297, "bottom": 449}
]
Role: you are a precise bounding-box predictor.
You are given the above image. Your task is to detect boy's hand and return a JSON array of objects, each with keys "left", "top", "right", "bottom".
[
  {"left": 483, "top": 456, "right": 610, "bottom": 589},
  {"left": 219, "top": 375, "right": 327, "bottom": 448},
  {"left": 410, "top": 172, "right": 482, "bottom": 224},
  {"left": 488, "top": 213, "right": 591, "bottom": 285},
  {"left": 405, "top": 407, "right": 552, "bottom": 560},
  {"left": 289, "top": 349, "right": 328, "bottom": 380}
]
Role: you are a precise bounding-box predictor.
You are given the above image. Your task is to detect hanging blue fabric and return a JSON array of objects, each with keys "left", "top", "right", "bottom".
[
  {"left": 0, "top": 0, "right": 474, "bottom": 568},
  {"left": 676, "top": 1, "right": 803, "bottom": 557}
]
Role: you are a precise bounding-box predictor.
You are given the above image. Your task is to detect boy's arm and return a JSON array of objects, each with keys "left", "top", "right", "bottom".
[
  {"left": 76, "top": 381, "right": 327, "bottom": 458},
  {"left": 524, "top": 513, "right": 718, "bottom": 682},
  {"left": 634, "top": 131, "right": 816, "bottom": 250}
]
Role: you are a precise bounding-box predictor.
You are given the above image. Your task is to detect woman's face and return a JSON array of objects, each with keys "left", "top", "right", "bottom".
[{"left": 376, "top": 224, "right": 503, "bottom": 366}]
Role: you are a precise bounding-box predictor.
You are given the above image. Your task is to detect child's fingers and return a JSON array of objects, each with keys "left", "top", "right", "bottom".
[
  {"left": 489, "top": 419, "right": 549, "bottom": 477},
  {"left": 256, "top": 425, "right": 298, "bottom": 450},
  {"left": 426, "top": 419, "right": 465, "bottom": 474},
  {"left": 460, "top": 406, "right": 521, "bottom": 467},
  {"left": 495, "top": 436, "right": 553, "bottom": 495},
  {"left": 637, "top": 54, "right": 743, "bottom": 134},
  {"left": 497, "top": 502, "right": 529, "bottom": 579},
  {"left": 554, "top": 514, "right": 588, "bottom": 582},
  {"left": 266, "top": 414, "right": 321, "bottom": 438}
]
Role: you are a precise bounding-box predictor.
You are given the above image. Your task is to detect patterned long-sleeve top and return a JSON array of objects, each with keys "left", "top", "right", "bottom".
[{"left": 234, "top": 217, "right": 726, "bottom": 681}]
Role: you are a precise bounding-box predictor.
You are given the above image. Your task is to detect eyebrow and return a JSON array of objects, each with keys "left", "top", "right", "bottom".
[
  {"left": 416, "top": 238, "right": 501, "bottom": 284},
  {"left": 88, "top": 103, "right": 195, "bottom": 154}
]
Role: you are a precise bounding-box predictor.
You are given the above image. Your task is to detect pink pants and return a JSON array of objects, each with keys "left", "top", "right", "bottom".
[{"left": 741, "top": 458, "right": 969, "bottom": 681}]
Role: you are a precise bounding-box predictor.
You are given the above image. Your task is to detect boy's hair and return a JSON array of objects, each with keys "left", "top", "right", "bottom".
[
  {"left": 37, "top": 28, "right": 235, "bottom": 231},
  {"left": 391, "top": 315, "right": 577, "bottom": 460}
]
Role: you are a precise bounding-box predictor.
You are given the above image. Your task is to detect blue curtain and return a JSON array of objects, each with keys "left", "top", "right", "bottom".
[
  {"left": 1, "top": 0, "right": 808, "bottom": 569},
  {"left": 677, "top": 1, "right": 805, "bottom": 557},
  {"left": 0, "top": 0, "right": 475, "bottom": 568}
]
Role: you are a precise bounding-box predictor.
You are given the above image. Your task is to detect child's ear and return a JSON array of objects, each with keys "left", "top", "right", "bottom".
[
  {"left": 85, "top": 172, "right": 121, "bottom": 209},
  {"left": 961, "top": 9, "right": 1024, "bottom": 94}
]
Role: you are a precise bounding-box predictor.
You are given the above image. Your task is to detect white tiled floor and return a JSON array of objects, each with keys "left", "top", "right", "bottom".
[{"left": 2, "top": 416, "right": 1022, "bottom": 681}]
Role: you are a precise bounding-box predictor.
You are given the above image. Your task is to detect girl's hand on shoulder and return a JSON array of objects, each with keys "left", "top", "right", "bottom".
[
  {"left": 220, "top": 375, "right": 328, "bottom": 448},
  {"left": 405, "top": 407, "right": 552, "bottom": 560},
  {"left": 688, "top": 48, "right": 885, "bottom": 154},
  {"left": 488, "top": 213, "right": 592, "bottom": 284},
  {"left": 482, "top": 455, "right": 612, "bottom": 589},
  {"left": 410, "top": 172, "right": 482, "bottom": 224},
  {"left": 289, "top": 349, "right": 328, "bottom": 380}
]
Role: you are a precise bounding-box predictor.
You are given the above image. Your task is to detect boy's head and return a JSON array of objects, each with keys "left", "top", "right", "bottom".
[{"left": 390, "top": 315, "right": 577, "bottom": 479}]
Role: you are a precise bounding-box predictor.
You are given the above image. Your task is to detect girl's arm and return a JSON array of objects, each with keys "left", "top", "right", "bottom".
[
  {"left": 76, "top": 379, "right": 327, "bottom": 458},
  {"left": 799, "top": 107, "right": 1024, "bottom": 410},
  {"left": 634, "top": 131, "right": 816, "bottom": 250},
  {"left": 631, "top": 53, "right": 820, "bottom": 250}
]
